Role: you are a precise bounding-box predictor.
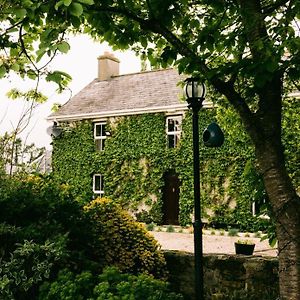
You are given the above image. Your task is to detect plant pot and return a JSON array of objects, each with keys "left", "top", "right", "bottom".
[{"left": 234, "top": 242, "right": 255, "bottom": 255}]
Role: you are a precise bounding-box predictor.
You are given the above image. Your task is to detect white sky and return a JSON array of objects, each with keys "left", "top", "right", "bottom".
[{"left": 0, "top": 34, "right": 141, "bottom": 149}]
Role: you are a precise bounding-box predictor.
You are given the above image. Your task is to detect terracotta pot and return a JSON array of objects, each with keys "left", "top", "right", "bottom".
[{"left": 234, "top": 242, "right": 255, "bottom": 255}]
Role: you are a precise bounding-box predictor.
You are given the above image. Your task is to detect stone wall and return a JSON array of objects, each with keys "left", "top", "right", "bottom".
[{"left": 164, "top": 251, "right": 279, "bottom": 300}]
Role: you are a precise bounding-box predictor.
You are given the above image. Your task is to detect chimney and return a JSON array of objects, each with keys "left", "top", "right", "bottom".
[{"left": 97, "top": 52, "right": 120, "bottom": 80}]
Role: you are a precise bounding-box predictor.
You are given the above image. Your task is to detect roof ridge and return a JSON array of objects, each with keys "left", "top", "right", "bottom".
[{"left": 110, "top": 67, "right": 175, "bottom": 79}]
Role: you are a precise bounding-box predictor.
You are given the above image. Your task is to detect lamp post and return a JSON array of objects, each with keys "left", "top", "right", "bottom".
[{"left": 184, "top": 78, "right": 206, "bottom": 300}]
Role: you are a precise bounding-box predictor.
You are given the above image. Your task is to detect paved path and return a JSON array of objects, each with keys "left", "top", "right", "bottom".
[{"left": 150, "top": 231, "right": 278, "bottom": 257}]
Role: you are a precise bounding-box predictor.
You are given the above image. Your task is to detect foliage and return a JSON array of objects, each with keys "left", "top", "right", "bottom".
[
  {"left": 38, "top": 269, "right": 95, "bottom": 300},
  {"left": 210, "top": 288, "right": 278, "bottom": 300},
  {"left": 52, "top": 108, "right": 292, "bottom": 232},
  {"left": 0, "top": 175, "right": 99, "bottom": 299},
  {"left": 0, "top": 237, "right": 67, "bottom": 299},
  {"left": 84, "top": 197, "right": 168, "bottom": 279},
  {"left": 93, "top": 267, "right": 183, "bottom": 300},
  {"left": 2, "top": 1, "right": 300, "bottom": 297},
  {"left": 0, "top": 175, "right": 170, "bottom": 298},
  {"left": 0, "top": 133, "right": 46, "bottom": 176},
  {"left": 39, "top": 267, "right": 183, "bottom": 300}
]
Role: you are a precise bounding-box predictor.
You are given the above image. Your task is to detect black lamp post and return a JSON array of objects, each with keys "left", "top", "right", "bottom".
[{"left": 184, "top": 78, "right": 206, "bottom": 300}]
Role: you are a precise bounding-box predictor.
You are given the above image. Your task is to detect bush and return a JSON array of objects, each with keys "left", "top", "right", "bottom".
[
  {"left": 0, "top": 177, "right": 169, "bottom": 298},
  {"left": 93, "top": 267, "right": 183, "bottom": 300},
  {"left": 39, "top": 267, "right": 183, "bottom": 300},
  {"left": 84, "top": 198, "right": 168, "bottom": 279},
  {"left": 0, "top": 175, "right": 97, "bottom": 299},
  {"left": 38, "top": 269, "right": 95, "bottom": 300}
]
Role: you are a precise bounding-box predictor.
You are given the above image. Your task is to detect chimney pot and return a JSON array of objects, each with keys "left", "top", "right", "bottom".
[{"left": 97, "top": 52, "right": 120, "bottom": 80}]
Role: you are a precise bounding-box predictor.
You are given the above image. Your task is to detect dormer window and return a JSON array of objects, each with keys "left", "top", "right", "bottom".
[
  {"left": 94, "top": 122, "right": 106, "bottom": 151},
  {"left": 93, "top": 174, "right": 104, "bottom": 196},
  {"left": 166, "top": 116, "right": 182, "bottom": 148}
]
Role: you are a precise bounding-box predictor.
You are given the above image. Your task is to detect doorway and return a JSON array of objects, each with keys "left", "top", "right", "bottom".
[{"left": 162, "top": 170, "right": 180, "bottom": 225}]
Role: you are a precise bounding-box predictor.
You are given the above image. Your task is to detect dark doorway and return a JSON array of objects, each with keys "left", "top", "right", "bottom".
[{"left": 162, "top": 170, "right": 180, "bottom": 225}]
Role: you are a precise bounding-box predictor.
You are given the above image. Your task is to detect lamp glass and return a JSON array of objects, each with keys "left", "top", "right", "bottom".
[
  {"left": 52, "top": 124, "right": 62, "bottom": 137},
  {"left": 184, "top": 80, "right": 206, "bottom": 99}
]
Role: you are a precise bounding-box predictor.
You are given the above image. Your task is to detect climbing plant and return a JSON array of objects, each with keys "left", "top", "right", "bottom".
[{"left": 52, "top": 101, "right": 299, "bottom": 231}]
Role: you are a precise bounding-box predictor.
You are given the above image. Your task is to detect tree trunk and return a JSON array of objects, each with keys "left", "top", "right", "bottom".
[{"left": 256, "top": 142, "right": 300, "bottom": 299}]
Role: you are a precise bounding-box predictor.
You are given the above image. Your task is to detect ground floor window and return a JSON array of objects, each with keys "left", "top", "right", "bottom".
[{"left": 93, "top": 174, "right": 104, "bottom": 196}]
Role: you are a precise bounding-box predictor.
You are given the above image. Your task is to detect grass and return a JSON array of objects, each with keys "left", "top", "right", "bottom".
[
  {"left": 146, "top": 222, "right": 155, "bottom": 231},
  {"left": 228, "top": 228, "right": 239, "bottom": 237},
  {"left": 166, "top": 225, "right": 175, "bottom": 233}
]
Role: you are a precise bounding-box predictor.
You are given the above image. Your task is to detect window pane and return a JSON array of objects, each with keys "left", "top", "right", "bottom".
[
  {"left": 95, "top": 123, "right": 106, "bottom": 137},
  {"left": 168, "top": 119, "right": 175, "bottom": 132},
  {"left": 101, "top": 124, "right": 106, "bottom": 136},
  {"left": 100, "top": 176, "right": 104, "bottom": 191},
  {"left": 95, "top": 175, "right": 101, "bottom": 191},
  {"left": 95, "top": 139, "right": 102, "bottom": 151},
  {"left": 168, "top": 135, "right": 175, "bottom": 148},
  {"left": 95, "top": 124, "right": 101, "bottom": 137},
  {"left": 174, "top": 120, "right": 181, "bottom": 131},
  {"left": 175, "top": 133, "right": 180, "bottom": 146}
]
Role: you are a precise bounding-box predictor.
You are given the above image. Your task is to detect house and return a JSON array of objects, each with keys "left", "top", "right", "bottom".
[{"left": 47, "top": 52, "right": 271, "bottom": 228}]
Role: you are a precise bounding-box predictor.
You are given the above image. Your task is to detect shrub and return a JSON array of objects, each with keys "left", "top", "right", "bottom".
[
  {"left": 38, "top": 269, "right": 95, "bottom": 300},
  {"left": 84, "top": 198, "right": 168, "bottom": 279},
  {"left": 166, "top": 225, "right": 175, "bottom": 232},
  {"left": 146, "top": 222, "right": 156, "bottom": 231},
  {"left": 93, "top": 267, "right": 183, "bottom": 300},
  {"left": 0, "top": 237, "right": 67, "bottom": 299},
  {"left": 0, "top": 175, "right": 98, "bottom": 299},
  {"left": 228, "top": 228, "right": 239, "bottom": 236},
  {"left": 39, "top": 267, "right": 183, "bottom": 300}
]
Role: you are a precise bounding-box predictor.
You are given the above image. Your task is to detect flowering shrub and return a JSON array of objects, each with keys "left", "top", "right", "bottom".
[{"left": 84, "top": 198, "right": 168, "bottom": 279}]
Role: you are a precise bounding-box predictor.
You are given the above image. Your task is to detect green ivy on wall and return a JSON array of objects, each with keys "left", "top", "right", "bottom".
[{"left": 52, "top": 101, "right": 299, "bottom": 231}]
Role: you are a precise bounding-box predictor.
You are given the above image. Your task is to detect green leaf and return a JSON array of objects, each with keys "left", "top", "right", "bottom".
[
  {"left": 69, "top": 2, "right": 83, "bottom": 16},
  {"left": 55, "top": 0, "right": 64, "bottom": 10},
  {"left": 77, "top": 0, "right": 94, "bottom": 4},
  {"left": 14, "top": 8, "right": 27, "bottom": 19},
  {"left": 11, "top": 63, "right": 20, "bottom": 72},
  {"left": 0, "top": 66, "right": 6, "bottom": 78},
  {"left": 57, "top": 41, "right": 70, "bottom": 53},
  {"left": 64, "top": 0, "right": 72, "bottom": 6},
  {"left": 27, "top": 70, "right": 37, "bottom": 80}
]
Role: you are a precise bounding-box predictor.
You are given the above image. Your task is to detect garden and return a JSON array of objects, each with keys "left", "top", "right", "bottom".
[{"left": 0, "top": 174, "right": 183, "bottom": 299}]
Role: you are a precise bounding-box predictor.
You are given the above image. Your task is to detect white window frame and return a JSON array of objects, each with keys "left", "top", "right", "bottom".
[
  {"left": 94, "top": 122, "right": 107, "bottom": 151},
  {"left": 166, "top": 116, "right": 182, "bottom": 148},
  {"left": 93, "top": 174, "right": 104, "bottom": 196}
]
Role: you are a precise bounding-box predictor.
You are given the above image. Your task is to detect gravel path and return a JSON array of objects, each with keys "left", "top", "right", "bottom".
[{"left": 150, "top": 231, "right": 278, "bottom": 257}]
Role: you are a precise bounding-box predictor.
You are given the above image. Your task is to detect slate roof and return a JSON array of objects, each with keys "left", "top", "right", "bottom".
[{"left": 48, "top": 68, "right": 187, "bottom": 121}]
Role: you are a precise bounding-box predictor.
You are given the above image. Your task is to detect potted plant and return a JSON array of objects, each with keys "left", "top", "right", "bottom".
[{"left": 234, "top": 239, "right": 255, "bottom": 255}]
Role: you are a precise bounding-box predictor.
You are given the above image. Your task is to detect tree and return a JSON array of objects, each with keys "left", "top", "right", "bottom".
[
  {"left": 0, "top": 89, "right": 47, "bottom": 175},
  {"left": 1, "top": 1, "right": 299, "bottom": 298}
]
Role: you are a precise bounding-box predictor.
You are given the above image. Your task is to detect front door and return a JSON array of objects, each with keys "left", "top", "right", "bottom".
[{"left": 162, "top": 170, "right": 180, "bottom": 225}]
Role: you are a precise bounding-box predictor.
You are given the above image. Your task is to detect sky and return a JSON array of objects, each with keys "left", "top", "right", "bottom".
[{"left": 0, "top": 34, "right": 141, "bottom": 149}]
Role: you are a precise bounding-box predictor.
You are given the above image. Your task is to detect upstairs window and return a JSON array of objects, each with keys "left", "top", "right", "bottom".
[
  {"left": 166, "top": 116, "right": 182, "bottom": 148},
  {"left": 93, "top": 174, "right": 104, "bottom": 196},
  {"left": 94, "top": 122, "right": 106, "bottom": 151}
]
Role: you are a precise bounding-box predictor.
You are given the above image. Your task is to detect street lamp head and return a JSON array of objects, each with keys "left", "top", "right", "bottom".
[
  {"left": 47, "top": 122, "right": 62, "bottom": 138},
  {"left": 184, "top": 78, "right": 206, "bottom": 100}
]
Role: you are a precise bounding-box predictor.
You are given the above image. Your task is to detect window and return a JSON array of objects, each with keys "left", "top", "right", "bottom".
[
  {"left": 166, "top": 116, "right": 182, "bottom": 148},
  {"left": 94, "top": 122, "right": 107, "bottom": 151},
  {"left": 251, "top": 198, "right": 268, "bottom": 217},
  {"left": 93, "top": 174, "right": 104, "bottom": 196}
]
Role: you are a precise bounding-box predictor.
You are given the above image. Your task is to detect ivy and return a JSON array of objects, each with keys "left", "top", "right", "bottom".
[{"left": 52, "top": 103, "right": 299, "bottom": 231}]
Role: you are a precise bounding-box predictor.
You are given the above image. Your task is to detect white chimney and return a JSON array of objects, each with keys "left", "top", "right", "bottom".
[{"left": 97, "top": 52, "right": 120, "bottom": 80}]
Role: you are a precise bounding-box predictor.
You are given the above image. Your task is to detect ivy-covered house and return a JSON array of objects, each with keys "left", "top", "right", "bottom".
[{"left": 48, "top": 52, "right": 271, "bottom": 230}]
